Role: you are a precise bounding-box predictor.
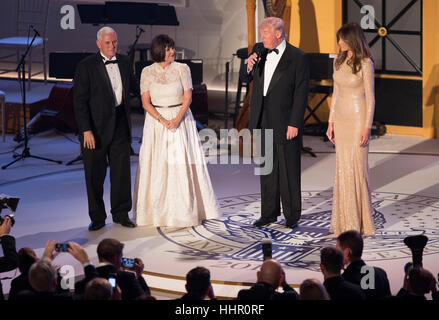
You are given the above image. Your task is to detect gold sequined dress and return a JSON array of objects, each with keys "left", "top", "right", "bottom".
[{"left": 328, "top": 58, "right": 376, "bottom": 237}]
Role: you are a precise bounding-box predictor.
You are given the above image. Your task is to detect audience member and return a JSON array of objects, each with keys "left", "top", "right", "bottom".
[
  {"left": 84, "top": 277, "right": 121, "bottom": 300},
  {"left": 336, "top": 230, "right": 391, "bottom": 299},
  {"left": 237, "top": 259, "right": 299, "bottom": 300},
  {"left": 73, "top": 238, "right": 150, "bottom": 300},
  {"left": 299, "top": 278, "right": 330, "bottom": 300},
  {"left": 396, "top": 266, "right": 438, "bottom": 301},
  {"left": 179, "top": 266, "right": 215, "bottom": 300},
  {"left": 8, "top": 248, "right": 38, "bottom": 300},
  {"left": 320, "top": 246, "right": 366, "bottom": 300},
  {"left": 0, "top": 216, "right": 18, "bottom": 300}
]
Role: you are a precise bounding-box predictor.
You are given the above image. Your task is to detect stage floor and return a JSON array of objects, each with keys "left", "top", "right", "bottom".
[{"left": 1, "top": 112, "right": 439, "bottom": 299}]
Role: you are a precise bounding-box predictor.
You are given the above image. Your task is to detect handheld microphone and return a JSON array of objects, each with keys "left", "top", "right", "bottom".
[
  {"left": 30, "top": 25, "right": 41, "bottom": 37},
  {"left": 250, "top": 44, "right": 266, "bottom": 73}
]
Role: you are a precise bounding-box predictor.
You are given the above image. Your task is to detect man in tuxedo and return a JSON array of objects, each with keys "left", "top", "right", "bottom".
[
  {"left": 74, "top": 27, "right": 138, "bottom": 231},
  {"left": 336, "top": 230, "right": 391, "bottom": 300},
  {"left": 240, "top": 17, "right": 309, "bottom": 228}
]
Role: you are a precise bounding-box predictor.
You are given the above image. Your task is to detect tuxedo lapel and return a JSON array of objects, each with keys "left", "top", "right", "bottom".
[
  {"left": 96, "top": 53, "right": 116, "bottom": 106},
  {"left": 266, "top": 45, "right": 292, "bottom": 96}
]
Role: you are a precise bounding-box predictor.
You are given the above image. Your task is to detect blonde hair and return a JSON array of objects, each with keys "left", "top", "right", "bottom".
[
  {"left": 97, "top": 26, "right": 117, "bottom": 41},
  {"left": 259, "top": 17, "right": 285, "bottom": 39},
  {"left": 28, "top": 257, "right": 56, "bottom": 292}
]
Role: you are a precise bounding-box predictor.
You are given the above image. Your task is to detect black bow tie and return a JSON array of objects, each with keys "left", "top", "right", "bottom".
[
  {"left": 104, "top": 60, "right": 118, "bottom": 65},
  {"left": 268, "top": 48, "right": 279, "bottom": 54}
]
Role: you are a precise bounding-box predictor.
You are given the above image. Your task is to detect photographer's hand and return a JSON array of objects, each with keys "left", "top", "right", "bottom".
[
  {"left": 0, "top": 216, "right": 12, "bottom": 236},
  {"left": 42, "top": 240, "right": 59, "bottom": 261},
  {"left": 68, "top": 242, "right": 90, "bottom": 265},
  {"left": 133, "top": 258, "right": 144, "bottom": 278}
]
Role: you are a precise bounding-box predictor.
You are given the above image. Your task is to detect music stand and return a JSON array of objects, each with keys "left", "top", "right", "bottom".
[{"left": 2, "top": 29, "right": 63, "bottom": 170}]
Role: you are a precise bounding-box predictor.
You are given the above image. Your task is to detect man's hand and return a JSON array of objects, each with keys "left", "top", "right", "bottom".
[
  {"left": 42, "top": 240, "right": 59, "bottom": 261},
  {"left": 246, "top": 52, "right": 259, "bottom": 72},
  {"left": 133, "top": 258, "right": 144, "bottom": 279},
  {"left": 83, "top": 130, "right": 95, "bottom": 149},
  {"left": 0, "top": 216, "right": 12, "bottom": 236},
  {"left": 286, "top": 126, "right": 298, "bottom": 140},
  {"left": 67, "top": 242, "right": 90, "bottom": 265}
]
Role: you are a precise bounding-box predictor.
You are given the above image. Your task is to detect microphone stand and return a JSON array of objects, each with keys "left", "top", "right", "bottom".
[
  {"left": 127, "top": 26, "right": 145, "bottom": 156},
  {"left": 2, "top": 27, "right": 62, "bottom": 170}
]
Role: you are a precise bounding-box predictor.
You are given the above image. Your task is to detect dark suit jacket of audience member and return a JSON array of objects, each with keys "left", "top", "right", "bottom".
[
  {"left": 0, "top": 235, "right": 19, "bottom": 300},
  {"left": 8, "top": 273, "right": 34, "bottom": 300},
  {"left": 395, "top": 288, "right": 439, "bottom": 301},
  {"left": 14, "top": 290, "right": 73, "bottom": 301},
  {"left": 342, "top": 260, "right": 391, "bottom": 300},
  {"left": 323, "top": 276, "right": 367, "bottom": 300},
  {"left": 75, "top": 264, "right": 149, "bottom": 300},
  {"left": 237, "top": 281, "right": 299, "bottom": 300}
]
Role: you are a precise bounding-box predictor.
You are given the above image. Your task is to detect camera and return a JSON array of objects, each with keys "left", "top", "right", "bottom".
[
  {"left": 261, "top": 238, "right": 272, "bottom": 260},
  {"left": 403, "top": 234, "right": 428, "bottom": 268},
  {"left": 55, "top": 243, "right": 70, "bottom": 252},
  {"left": 108, "top": 273, "right": 117, "bottom": 288},
  {"left": 0, "top": 194, "right": 20, "bottom": 227},
  {"left": 121, "top": 257, "right": 136, "bottom": 269}
]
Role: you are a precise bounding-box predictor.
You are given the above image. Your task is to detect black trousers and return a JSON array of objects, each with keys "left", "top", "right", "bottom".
[
  {"left": 259, "top": 105, "right": 302, "bottom": 224},
  {"left": 81, "top": 106, "right": 132, "bottom": 223}
]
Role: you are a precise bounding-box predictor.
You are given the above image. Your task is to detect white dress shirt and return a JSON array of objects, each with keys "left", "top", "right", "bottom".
[
  {"left": 263, "top": 39, "right": 286, "bottom": 96},
  {"left": 100, "top": 52, "right": 123, "bottom": 107}
]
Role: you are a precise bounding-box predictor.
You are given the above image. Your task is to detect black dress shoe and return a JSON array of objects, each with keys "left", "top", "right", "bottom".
[
  {"left": 253, "top": 217, "right": 277, "bottom": 227},
  {"left": 285, "top": 222, "right": 299, "bottom": 229},
  {"left": 114, "top": 217, "right": 136, "bottom": 228},
  {"left": 88, "top": 221, "right": 105, "bottom": 231}
]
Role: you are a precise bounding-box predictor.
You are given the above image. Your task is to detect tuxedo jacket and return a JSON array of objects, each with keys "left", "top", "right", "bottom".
[
  {"left": 342, "top": 260, "right": 391, "bottom": 300},
  {"left": 73, "top": 53, "right": 139, "bottom": 148},
  {"left": 0, "top": 235, "right": 18, "bottom": 300},
  {"left": 237, "top": 281, "right": 299, "bottom": 301},
  {"left": 240, "top": 42, "right": 310, "bottom": 144},
  {"left": 75, "top": 264, "right": 149, "bottom": 300},
  {"left": 323, "top": 276, "right": 367, "bottom": 300}
]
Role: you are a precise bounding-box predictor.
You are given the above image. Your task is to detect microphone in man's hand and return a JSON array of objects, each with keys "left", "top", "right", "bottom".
[{"left": 251, "top": 45, "right": 266, "bottom": 73}]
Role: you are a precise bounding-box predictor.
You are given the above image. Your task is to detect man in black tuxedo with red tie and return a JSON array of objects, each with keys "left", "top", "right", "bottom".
[
  {"left": 74, "top": 27, "right": 138, "bottom": 231},
  {"left": 240, "top": 17, "right": 309, "bottom": 229}
]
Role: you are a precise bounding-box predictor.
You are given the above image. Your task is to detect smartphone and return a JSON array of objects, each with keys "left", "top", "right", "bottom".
[
  {"left": 108, "top": 276, "right": 117, "bottom": 288},
  {"left": 55, "top": 243, "right": 70, "bottom": 252},
  {"left": 121, "top": 257, "right": 136, "bottom": 269},
  {"left": 261, "top": 238, "right": 272, "bottom": 261}
]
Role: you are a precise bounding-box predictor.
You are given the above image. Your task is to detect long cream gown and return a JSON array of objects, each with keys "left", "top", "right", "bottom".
[
  {"left": 328, "top": 58, "right": 376, "bottom": 237},
  {"left": 133, "top": 61, "right": 219, "bottom": 227}
]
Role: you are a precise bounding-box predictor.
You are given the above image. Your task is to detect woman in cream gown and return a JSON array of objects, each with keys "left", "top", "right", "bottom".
[
  {"left": 133, "top": 34, "right": 219, "bottom": 228},
  {"left": 326, "top": 23, "right": 375, "bottom": 237}
]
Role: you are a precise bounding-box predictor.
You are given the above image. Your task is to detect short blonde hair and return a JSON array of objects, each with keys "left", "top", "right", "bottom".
[
  {"left": 259, "top": 17, "right": 285, "bottom": 39},
  {"left": 28, "top": 257, "right": 56, "bottom": 292},
  {"left": 97, "top": 26, "right": 117, "bottom": 41}
]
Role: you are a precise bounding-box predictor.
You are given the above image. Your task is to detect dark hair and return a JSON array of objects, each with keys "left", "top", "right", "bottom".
[
  {"left": 97, "top": 238, "right": 124, "bottom": 263},
  {"left": 335, "top": 22, "right": 374, "bottom": 74},
  {"left": 337, "top": 230, "right": 364, "bottom": 258},
  {"left": 186, "top": 267, "right": 211, "bottom": 297},
  {"left": 18, "top": 247, "right": 38, "bottom": 274},
  {"left": 150, "top": 34, "right": 175, "bottom": 63},
  {"left": 320, "top": 247, "right": 344, "bottom": 274},
  {"left": 408, "top": 267, "right": 434, "bottom": 295}
]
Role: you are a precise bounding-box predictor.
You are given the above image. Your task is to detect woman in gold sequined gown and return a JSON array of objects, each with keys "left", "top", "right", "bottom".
[{"left": 326, "top": 23, "right": 375, "bottom": 237}]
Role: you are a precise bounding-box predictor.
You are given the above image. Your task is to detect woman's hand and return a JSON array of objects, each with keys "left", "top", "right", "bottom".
[
  {"left": 168, "top": 116, "right": 182, "bottom": 131},
  {"left": 326, "top": 123, "right": 335, "bottom": 144},
  {"left": 360, "top": 127, "right": 371, "bottom": 147}
]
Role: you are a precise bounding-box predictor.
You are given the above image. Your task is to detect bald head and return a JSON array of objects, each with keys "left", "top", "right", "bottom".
[{"left": 258, "top": 259, "right": 283, "bottom": 288}]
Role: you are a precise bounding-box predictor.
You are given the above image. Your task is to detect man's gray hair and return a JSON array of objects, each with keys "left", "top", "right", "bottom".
[
  {"left": 259, "top": 17, "right": 285, "bottom": 39},
  {"left": 97, "top": 26, "right": 117, "bottom": 41},
  {"left": 28, "top": 257, "right": 57, "bottom": 292}
]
